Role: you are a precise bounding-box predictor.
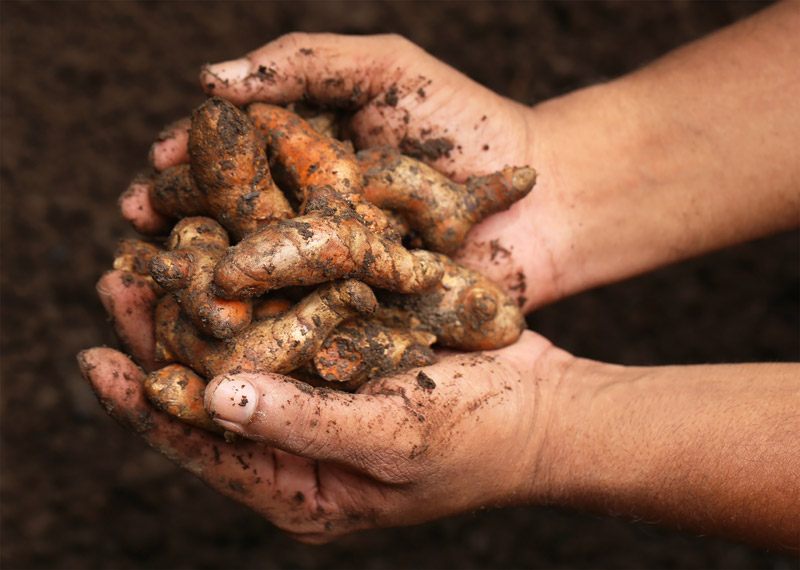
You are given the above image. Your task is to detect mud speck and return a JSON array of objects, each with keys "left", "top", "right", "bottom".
[
  {"left": 416, "top": 371, "right": 436, "bottom": 390},
  {"left": 384, "top": 83, "right": 399, "bottom": 107},
  {"left": 398, "top": 136, "right": 454, "bottom": 161},
  {"left": 489, "top": 239, "right": 511, "bottom": 262},
  {"left": 256, "top": 65, "right": 276, "bottom": 81}
]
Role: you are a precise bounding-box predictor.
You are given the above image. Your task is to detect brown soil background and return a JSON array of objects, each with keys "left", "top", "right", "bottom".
[{"left": 2, "top": 2, "right": 798, "bottom": 568}]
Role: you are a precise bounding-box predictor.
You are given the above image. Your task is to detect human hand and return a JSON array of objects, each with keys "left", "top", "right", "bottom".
[
  {"left": 82, "top": 270, "right": 569, "bottom": 542},
  {"left": 122, "top": 33, "right": 568, "bottom": 310}
]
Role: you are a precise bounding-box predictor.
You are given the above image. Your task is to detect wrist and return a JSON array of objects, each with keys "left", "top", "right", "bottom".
[
  {"left": 523, "top": 80, "right": 653, "bottom": 306},
  {"left": 523, "top": 349, "right": 633, "bottom": 506},
  {"left": 459, "top": 81, "right": 650, "bottom": 311},
  {"left": 503, "top": 339, "right": 614, "bottom": 505}
]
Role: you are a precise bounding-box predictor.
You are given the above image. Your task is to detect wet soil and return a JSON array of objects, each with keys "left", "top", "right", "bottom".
[{"left": 2, "top": 1, "right": 797, "bottom": 568}]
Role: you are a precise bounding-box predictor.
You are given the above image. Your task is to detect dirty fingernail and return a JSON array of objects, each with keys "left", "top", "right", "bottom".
[
  {"left": 76, "top": 350, "right": 90, "bottom": 375},
  {"left": 203, "top": 58, "right": 252, "bottom": 87},
  {"left": 206, "top": 378, "right": 258, "bottom": 425}
]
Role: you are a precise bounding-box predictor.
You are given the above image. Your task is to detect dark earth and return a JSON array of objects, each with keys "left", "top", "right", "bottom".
[{"left": 2, "top": 2, "right": 798, "bottom": 568}]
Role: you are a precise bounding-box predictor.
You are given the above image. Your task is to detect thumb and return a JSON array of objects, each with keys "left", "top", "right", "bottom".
[
  {"left": 204, "top": 373, "right": 421, "bottom": 482},
  {"left": 200, "top": 32, "right": 406, "bottom": 107}
]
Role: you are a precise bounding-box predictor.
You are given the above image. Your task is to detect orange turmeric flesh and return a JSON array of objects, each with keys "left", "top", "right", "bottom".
[
  {"left": 188, "top": 97, "right": 293, "bottom": 240},
  {"left": 150, "top": 217, "right": 252, "bottom": 339},
  {"left": 358, "top": 146, "right": 536, "bottom": 254},
  {"left": 253, "top": 297, "right": 293, "bottom": 320},
  {"left": 144, "top": 364, "right": 221, "bottom": 433},
  {"left": 377, "top": 255, "right": 524, "bottom": 351},
  {"left": 312, "top": 319, "right": 436, "bottom": 387},
  {"left": 155, "top": 280, "right": 377, "bottom": 379}
]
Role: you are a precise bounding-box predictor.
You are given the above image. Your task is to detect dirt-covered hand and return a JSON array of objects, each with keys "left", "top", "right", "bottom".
[
  {"left": 143, "top": 33, "right": 533, "bottom": 186},
  {"left": 79, "top": 336, "right": 562, "bottom": 543},
  {"left": 82, "top": 269, "right": 565, "bottom": 542},
  {"left": 197, "top": 33, "right": 533, "bottom": 180},
  {"left": 122, "top": 33, "right": 562, "bottom": 309}
]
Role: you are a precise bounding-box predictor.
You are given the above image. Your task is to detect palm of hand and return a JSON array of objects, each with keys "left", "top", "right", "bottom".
[{"left": 83, "top": 272, "right": 552, "bottom": 542}]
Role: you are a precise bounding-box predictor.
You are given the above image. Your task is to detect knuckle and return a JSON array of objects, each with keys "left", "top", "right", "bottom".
[
  {"left": 275, "top": 31, "right": 311, "bottom": 50},
  {"left": 364, "top": 453, "right": 416, "bottom": 484},
  {"left": 283, "top": 398, "right": 328, "bottom": 456},
  {"left": 384, "top": 33, "right": 412, "bottom": 49},
  {"left": 383, "top": 34, "right": 425, "bottom": 59},
  {"left": 360, "top": 426, "right": 425, "bottom": 484}
]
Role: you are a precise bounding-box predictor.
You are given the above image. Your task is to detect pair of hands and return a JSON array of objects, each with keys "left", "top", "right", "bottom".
[{"left": 81, "top": 33, "right": 572, "bottom": 542}]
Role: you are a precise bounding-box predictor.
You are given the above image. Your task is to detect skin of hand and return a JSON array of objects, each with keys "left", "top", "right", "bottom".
[{"left": 81, "top": 270, "right": 566, "bottom": 543}]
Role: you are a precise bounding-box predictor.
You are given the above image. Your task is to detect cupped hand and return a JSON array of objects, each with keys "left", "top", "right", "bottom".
[
  {"left": 82, "top": 270, "right": 568, "bottom": 542},
  {"left": 125, "top": 33, "right": 565, "bottom": 310}
]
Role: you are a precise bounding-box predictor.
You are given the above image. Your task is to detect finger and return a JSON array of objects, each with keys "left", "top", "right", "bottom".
[
  {"left": 200, "top": 33, "right": 519, "bottom": 180},
  {"left": 149, "top": 117, "right": 190, "bottom": 172},
  {"left": 204, "top": 372, "right": 420, "bottom": 482},
  {"left": 80, "top": 347, "right": 340, "bottom": 535},
  {"left": 118, "top": 176, "right": 171, "bottom": 236},
  {"left": 82, "top": 349, "right": 391, "bottom": 540},
  {"left": 200, "top": 33, "right": 409, "bottom": 107},
  {"left": 96, "top": 270, "right": 158, "bottom": 371},
  {"left": 77, "top": 348, "right": 294, "bottom": 512}
]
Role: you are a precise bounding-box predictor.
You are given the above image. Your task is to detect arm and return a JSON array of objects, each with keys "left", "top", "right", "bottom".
[
  {"left": 468, "top": 0, "right": 800, "bottom": 308},
  {"left": 541, "top": 359, "right": 800, "bottom": 551}
]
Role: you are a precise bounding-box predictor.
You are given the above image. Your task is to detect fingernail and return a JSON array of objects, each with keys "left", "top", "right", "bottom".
[
  {"left": 203, "top": 58, "right": 252, "bottom": 86},
  {"left": 95, "top": 272, "right": 115, "bottom": 313},
  {"left": 76, "top": 350, "right": 90, "bottom": 376},
  {"left": 206, "top": 378, "right": 258, "bottom": 425}
]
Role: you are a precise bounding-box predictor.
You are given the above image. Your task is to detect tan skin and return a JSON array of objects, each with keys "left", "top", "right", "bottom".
[{"left": 87, "top": 2, "right": 799, "bottom": 550}]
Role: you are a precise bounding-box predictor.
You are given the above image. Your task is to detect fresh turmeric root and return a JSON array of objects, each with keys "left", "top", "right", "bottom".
[
  {"left": 150, "top": 97, "right": 292, "bottom": 240},
  {"left": 312, "top": 319, "right": 436, "bottom": 387},
  {"left": 155, "top": 279, "right": 378, "bottom": 378},
  {"left": 212, "top": 105, "right": 443, "bottom": 298},
  {"left": 143, "top": 364, "right": 221, "bottom": 433},
  {"left": 247, "top": 102, "right": 395, "bottom": 238},
  {"left": 377, "top": 254, "right": 524, "bottom": 350},
  {"left": 358, "top": 146, "right": 536, "bottom": 254},
  {"left": 147, "top": 98, "right": 294, "bottom": 240},
  {"left": 213, "top": 188, "right": 444, "bottom": 298},
  {"left": 253, "top": 297, "right": 293, "bottom": 320},
  {"left": 150, "top": 217, "right": 252, "bottom": 339},
  {"left": 109, "top": 99, "right": 537, "bottom": 404}
]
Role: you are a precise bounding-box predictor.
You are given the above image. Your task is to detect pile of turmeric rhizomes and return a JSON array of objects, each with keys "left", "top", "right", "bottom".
[{"left": 112, "top": 97, "right": 536, "bottom": 433}]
